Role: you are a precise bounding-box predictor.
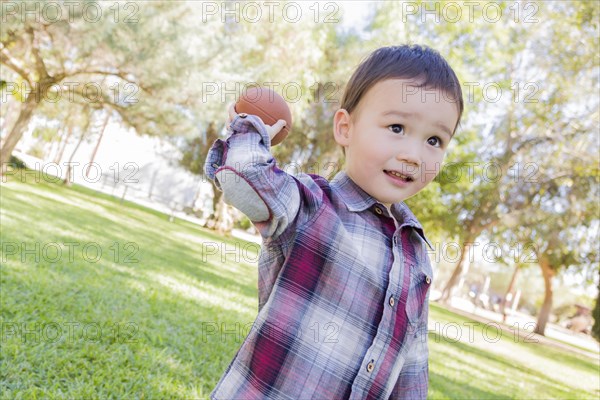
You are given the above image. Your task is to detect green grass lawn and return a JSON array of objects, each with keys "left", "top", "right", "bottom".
[
  {"left": 1, "top": 175, "right": 599, "bottom": 399},
  {"left": 428, "top": 305, "right": 599, "bottom": 399}
]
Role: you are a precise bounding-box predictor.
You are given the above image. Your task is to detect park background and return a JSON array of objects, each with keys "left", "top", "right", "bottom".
[{"left": 1, "top": 0, "right": 599, "bottom": 398}]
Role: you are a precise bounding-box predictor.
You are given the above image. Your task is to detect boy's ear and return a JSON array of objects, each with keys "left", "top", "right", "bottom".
[{"left": 333, "top": 108, "right": 352, "bottom": 147}]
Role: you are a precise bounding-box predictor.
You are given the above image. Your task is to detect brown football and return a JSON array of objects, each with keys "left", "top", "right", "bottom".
[{"left": 234, "top": 87, "right": 292, "bottom": 146}]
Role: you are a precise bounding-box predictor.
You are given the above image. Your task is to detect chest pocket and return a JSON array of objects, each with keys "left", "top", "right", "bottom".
[{"left": 405, "top": 239, "right": 433, "bottom": 325}]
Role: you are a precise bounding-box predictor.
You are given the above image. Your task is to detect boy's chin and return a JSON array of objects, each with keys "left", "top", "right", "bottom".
[
  {"left": 375, "top": 191, "right": 417, "bottom": 205},
  {"left": 374, "top": 195, "right": 408, "bottom": 206}
]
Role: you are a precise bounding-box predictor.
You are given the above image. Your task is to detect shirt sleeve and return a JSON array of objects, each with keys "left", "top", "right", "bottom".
[{"left": 203, "top": 114, "right": 301, "bottom": 240}]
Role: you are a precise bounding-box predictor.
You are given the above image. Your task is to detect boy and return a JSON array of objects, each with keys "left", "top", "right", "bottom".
[{"left": 204, "top": 45, "right": 463, "bottom": 399}]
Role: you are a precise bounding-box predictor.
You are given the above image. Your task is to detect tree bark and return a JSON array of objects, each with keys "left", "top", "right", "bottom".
[
  {"left": 203, "top": 177, "right": 237, "bottom": 236},
  {"left": 214, "top": 195, "right": 233, "bottom": 234},
  {"left": 0, "top": 92, "right": 38, "bottom": 173},
  {"left": 535, "top": 256, "right": 555, "bottom": 336}
]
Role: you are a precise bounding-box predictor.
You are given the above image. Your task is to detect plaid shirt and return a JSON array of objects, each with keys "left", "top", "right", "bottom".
[{"left": 204, "top": 114, "right": 434, "bottom": 400}]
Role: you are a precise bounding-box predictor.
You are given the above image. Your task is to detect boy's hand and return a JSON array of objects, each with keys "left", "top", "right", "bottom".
[{"left": 228, "top": 103, "right": 287, "bottom": 142}]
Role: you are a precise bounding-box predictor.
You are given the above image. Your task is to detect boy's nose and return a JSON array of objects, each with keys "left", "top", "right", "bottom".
[{"left": 395, "top": 144, "right": 421, "bottom": 167}]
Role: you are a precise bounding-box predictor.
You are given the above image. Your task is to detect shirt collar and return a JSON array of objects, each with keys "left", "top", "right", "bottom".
[
  {"left": 330, "top": 171, "right": 434, "bottom": 250},
  {"left": 330, "top": 170, "right": 377, "bottom": 213}
]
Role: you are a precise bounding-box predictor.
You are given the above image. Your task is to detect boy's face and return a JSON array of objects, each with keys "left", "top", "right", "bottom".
[{"left": 334, "top": 78, "right": 459, "bottom": 208}]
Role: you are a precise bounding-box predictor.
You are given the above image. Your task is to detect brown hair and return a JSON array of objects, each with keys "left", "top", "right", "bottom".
[{"left": 341, "top": 44, "right": 464, "bottom": 133}]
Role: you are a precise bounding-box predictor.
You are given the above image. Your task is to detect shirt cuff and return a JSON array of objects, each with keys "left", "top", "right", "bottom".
[
  {"left": 203, "top": 114, "right": 272, "bottom": 187},
  {"left": 204, "top": 138, "right": 226, "bottom": 187},
  {"left": 229, "top": 114, "right": 272, "bottom": 147}
]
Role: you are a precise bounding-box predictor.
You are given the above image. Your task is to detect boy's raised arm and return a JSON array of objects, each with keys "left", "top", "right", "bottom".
[{"left": 203, "top": 110, "right": 301, "bottom": 240}]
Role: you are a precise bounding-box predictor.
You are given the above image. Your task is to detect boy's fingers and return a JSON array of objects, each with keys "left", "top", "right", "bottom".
[
  {"left": 227, "top": 103, "right": 237, "bottom": 122},
  {"left": 267, "top": 119, "right": 287, "bottom": 140},
  {"left": 272, "top": 119, "right": 287, "bottom": 132}
]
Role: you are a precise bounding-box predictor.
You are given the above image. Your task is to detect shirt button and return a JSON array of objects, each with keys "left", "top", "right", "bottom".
[
  {"left": 425, "top": 276, "right": 431, "bottom": 284},
  {"left": 366, "top": 360, "right": 375, "bottom": 373},
  {"left": 374, "top": 207, "right": 382, "bottom": 215},
  {"left": 238, "top": 113, "right": 248, "bottom": 118},
  {"left": 212, "top": 163, "right": 219, "bottom": 168},
  {"left": 389, "top": 296, "right": 395, "bottom": 307}
]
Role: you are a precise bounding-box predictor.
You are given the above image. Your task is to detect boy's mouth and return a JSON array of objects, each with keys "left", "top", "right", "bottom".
[{"left": 384, "top": 170, "right": 415, "bottom": 182}]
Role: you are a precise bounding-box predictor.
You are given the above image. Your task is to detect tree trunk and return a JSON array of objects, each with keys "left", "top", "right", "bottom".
[
  {"left": 501, "top": 265, "right": 521, "bottom": 321},
  {"left": 535, "top": 256, "right": 555, "bottom": 336},
  {"left": 215, "top": 195, "right": 236, "bottom": 235},
  {"left": 203, "top": 180, "right": 225, "bottom": 230},
  {"left": 191, "top": 179, "right": 203, "bottom": 210},
  {"left": 47, "top": 126, "right": 63, "bottom": 162},
  {"left": 86, "top": 112, "right": 110, "bottom": 177},
  {"left": 52, "top": 111, "right": 74, "bottom": 163},
  {"left": 440, "top": 239, "right": 475, "bottom": 303},
  {"left": 0, "top": 102, "right": 18, "bottom": 137},
  {"left": 148, "top": 169, "right": 159, "bottom": 199},
  {"left": 0, "top": 92, "right": 38, "bottom": 174},
  {"left": 54, "top": 124, "right": 74, "bottom": 164},
  {"left": 63, "top": 110, "right": 91, "bottom": 186}
]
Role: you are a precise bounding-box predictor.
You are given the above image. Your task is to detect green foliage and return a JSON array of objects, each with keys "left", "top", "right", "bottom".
[
  {"left": 234, "top": 215, "right": 253, "bottom": 231},
  {"left": 179, "top": 122, "right": 218, "bottom": 176},
  {"left": 1, "top": 0, "right": 201, "bottom": 164},
  {"left": 8, "top": 155, "right": 26, "bottom": 169},
  {"left": 32, "top": 126, "right": 59, "bottom": 142}
]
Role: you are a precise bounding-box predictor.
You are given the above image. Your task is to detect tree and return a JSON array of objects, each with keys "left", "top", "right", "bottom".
[
  {"left": 501, "top": 115, "right": 598, "bottom": 335},
  {"left": 175, "top": 3, "right": 363, "bottom": 232},
  {"left": 177, "top": 121, "right": 225, "bottom": 228},
  {"left": 367, "top": 3, "right": 599, "bottom": 331},
  {"left": 1, "top": 1, "right": 198, "bottom": 172},
  {"left": 63, "top": 106, "right": 92, "bottom": 185}
]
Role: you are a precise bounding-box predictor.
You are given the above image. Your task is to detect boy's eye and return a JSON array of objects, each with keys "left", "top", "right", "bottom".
[
  {"left": 427, "top": 136, "right": 443, "bottom": 147},
  {"left": 388, "top": 124, "right": 404, "bottom": 134}
]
